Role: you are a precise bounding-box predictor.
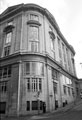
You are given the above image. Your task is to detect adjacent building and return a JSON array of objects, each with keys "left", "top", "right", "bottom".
[{"left": 0, "top": 3, "right": 79, "bottom": 116}]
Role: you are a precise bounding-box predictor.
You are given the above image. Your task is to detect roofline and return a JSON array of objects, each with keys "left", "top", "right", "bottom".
[{"left": 0, "top": 3, "right": 75, "bottom": 55}]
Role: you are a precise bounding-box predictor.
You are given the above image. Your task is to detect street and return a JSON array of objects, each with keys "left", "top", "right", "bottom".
[
  {"left": 30, "top": 110, "right": 82, "bottom": 120},
  {"left": 1, "top": 100, "right": 82, "bottom": 120},
  {"left": 1, "top": 109, "right": 82, "bottom": 120}
]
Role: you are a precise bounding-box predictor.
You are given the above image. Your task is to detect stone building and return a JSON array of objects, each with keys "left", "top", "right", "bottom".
[{"left": 0, "top": 3, "right": 79, "bottom": 116}]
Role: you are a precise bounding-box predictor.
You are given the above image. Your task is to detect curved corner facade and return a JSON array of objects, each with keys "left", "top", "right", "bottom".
[{"left": 0, "top": 4, "right": 79, "bottom": 116}]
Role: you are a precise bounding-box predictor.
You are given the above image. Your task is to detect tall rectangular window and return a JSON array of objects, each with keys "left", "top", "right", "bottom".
[
  {"left": 28, "top": 26, "right": 39, "bottom": 52},
  {"left": 0, "top": 66, "right": 11, "bottom": 79},
  {"left": 5, "top": 32, "right": 12, "bottom": 44},
  {"left": 63, "top": 85, "right": 66, "bottom": 94},
  {"left": 3, "top": 68, "right": 7, "bottom": 78},
  {"left": 0, "top": 82, "right": 7, "bottom": 93},
  {"left": 26, "top": 78, "right": 42, "bottom": 92},
  {"left": 66, "top": 48, "right": 70, "bottom": 70},
  {"left": 68, "top": 87, "right": 70, "bottom": 95},
  {"left": 4, "top": 46, "right": 10, "bottom": 56},
  {"left": 53, "top": 82, "right": 57, "bottom": 94},
  {"left": 8, "top": 66, "right": 11, "bottom": 77},
  {"left": 58, "top": 38, "right": 62, "bottom": 58},
  {"left": 52, "top": 69, "right": 58, "bottom": 80},
  {"left": 25, "top": 62, "right": 30, "bottom": 75},
  {"left": 39, "top": 78, "right": 42, "bottom": 91},
  {"left": 0, "top": 69, "right": 2, "bottom": 79},
  {"left": 49, "top": 26, "right": 55, "bottom": 59},
  {"left": 27, "top": 78, "right": 30, "bottom": 92},
  {"left": 58, "top": 37, "right": 63, "bottom": 65},
  {"left": 32, "top": 78, "right": 38, "bottom": 92},
  {"left": 26, "top": 101, "right": 30, "bottom": 111},
  {"left": 32, "top": 101, "right": 38, "bottom": 110}
]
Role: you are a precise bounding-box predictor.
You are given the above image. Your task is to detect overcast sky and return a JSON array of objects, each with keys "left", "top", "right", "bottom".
[{"left": 0, "top": 0, "right": 82, "bottom": 78}]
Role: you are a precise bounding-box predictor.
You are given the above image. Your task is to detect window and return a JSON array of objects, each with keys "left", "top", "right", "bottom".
[
  {"left": 4, "top": 46, "right": 10, "bottom": 56},
  {"left": 53, "top": 82, "right": 57, "bottom": 94},
  {"left": 32, "top": 78, "right": 38, "bottom": 92},
  {"left": 0, "top": 69, "right": 2, "bottom": 79},
  {"left": 25, "top": 62, "right": 44, "bottom": 76},
  {"left": 5, "top": 32, "right": 12, "bottom": 44},
  {"left": 49, "top": 26, "right": 55, "bottom": 58},
  {"left": 32, "top": 101, "right": 38, "bottom": 110},
  {"left": 32, "top": 78, "right": 41, "bottom": 92},
  {"left": 39, "top": 78, "right": 42, "bottom": 91},
  {"left": 28, "top": 26, "right": 39, "bottom": 52},
  {"left": 63, "top": 85, "right": 66, "bottom": 94},
  {"left": 0, "top": 66, "right": 11, "bottom": 79},
  {"left": 26, "top": 78, "right": 42, "bottom": 92},
  {"left": 66, "top": 48, "right": 70, "bottom": 70},
  {"left": 3, "top": 68, "right": 7, "bottom": 78},
  {"left": 30, "top": 14, "right": 39, "bottom": 21},
  {"left": 26, "top": 101, "right": 30, "bottom": 111},
  {"left": 8, "top": 66, "right": 11, "bottom": 77},
  {"left": 52, "top": 69, "right": 58, "bottom": 80},
  {"left": 25, "top": 62, "right": 30, "bottom": 75},
  {"left": 72, "top": 88, "right": 74, "bottom": 96},
  {"left": 58, "top": 38, "right": 62, "bottom": 58},
  {"left": 62, "top": 44, "right": 66, "bottom": 62},
  {"left": 0, "top": 82, "right": 7, "bottom": 93},
  {"left": 68, "top": 87, "right": 70, "bottom": 95},
  {"left": 0, "top": 102, "right": 6, "bottom": 114},
  {"left": 27, "top": 78, "right": 30, "bottom": 92},
  {"left": 57, "top": 37, "right": 63, "bottom": 65},
  {"left": 51, "top": 38, "right": 55, "bottom": 50}
]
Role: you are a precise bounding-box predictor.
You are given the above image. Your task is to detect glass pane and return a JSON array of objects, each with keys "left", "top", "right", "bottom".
[
  {"left": 3, "top": 68, "right": 7, "bottom": 78},
  {"left": 39, "top": 78, "right": 42, "bottom": 91},
  {"left": 27, "top": 78, "right": 30, "bottom": 91},
  {"left": 37, "top": 63, "right": 44, "bottom": 76},
  {"left": 6, "top": 32, "right": 12, "bottom": 43},
  {"left": 4, "top": 46, "right": 10, "bottom": 56},
  {"left": 32, "top": 62, "right": 37, "bottom": 74},
  {"left": 53, "top": 82, "right": 57, "bottom": 94},
  {"left": 27, "top": 101, "right": 30, "bottom": 111},
  {"left": 8, "top": 66, "right": 11, "bottom": 77},
  {"left": 0, "top": 69, "right": 2, "bottom": 79},
  {"left": 26, "top": 62, "right": 30, "bottom": 75},
  {"left": 32, "top": 101, "right": 38, "bottom": 110},
  {"left": 28, "top": 26, "right": 39, "bottom": 41}
]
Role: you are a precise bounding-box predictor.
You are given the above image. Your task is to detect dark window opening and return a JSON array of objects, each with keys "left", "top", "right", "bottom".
[
  {"left": 0, "top": 102, "right": 6, "bottom": 114},
  {"left": 26, "top": 101, "right": 30, "bottom": 111},
  {"left": 32, "top": 101, "right": 38, "bottom": 110}
]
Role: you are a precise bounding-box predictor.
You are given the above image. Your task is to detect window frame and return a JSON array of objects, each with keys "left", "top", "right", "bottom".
[
  {"left": 28, "top": 25, "right": 39, "bottom": 52},
  {"left": 53, "top": 82, "right": 58, "bottom": 94},
  {"left": 63, "top": 85, "right": 67, "bottom": 95}
]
